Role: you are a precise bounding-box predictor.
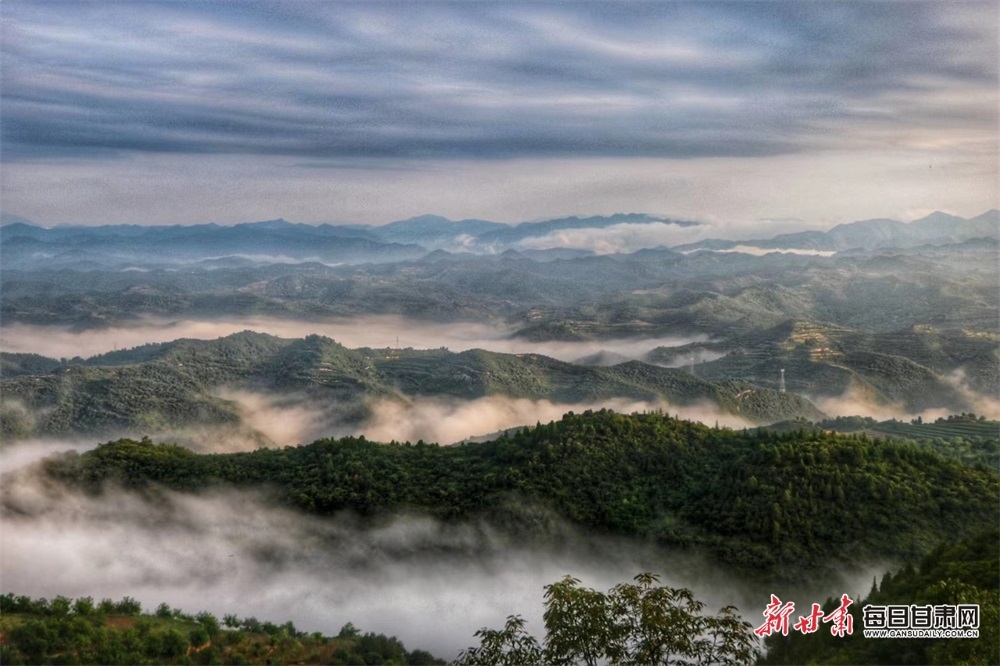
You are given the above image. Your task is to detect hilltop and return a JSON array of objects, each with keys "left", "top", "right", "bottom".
[
  {"left": 0, "top": 332, "right": 821, "bottom": 443},
  {"left": 33, "top": 410, "right": 1000, "bottom": 581}
]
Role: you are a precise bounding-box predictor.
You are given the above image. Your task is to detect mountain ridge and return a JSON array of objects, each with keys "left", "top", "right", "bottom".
[
  {"left": 4, "top": 210, "right": 995, "bottom": 261},
  {"left": 0, "top": 331, "right": 825, "bottom": 442},
  {"left": 676, "top": 210, "right": 998, "bottom": 254}
]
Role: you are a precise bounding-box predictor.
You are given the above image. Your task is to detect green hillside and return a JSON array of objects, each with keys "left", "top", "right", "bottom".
[
  {"left": 0, "top": 333, "right": 823, "bottom": 441},
  {"left": 654, "top": 322, "right": 996, "bottom": 411},
  {"left": 870, "top": 414, "right": 999, "bottom": 441},
  {"left": 763, "top": 414, "right": 1000, "bottom": 468},
  {"left": 0, "top": 353, "right": 63, "bottom": 378},
  {"left": 0, "top": 594, "right": 443, "bottom": 665},
  {"left": 37, "top": 410, "right": 999, "bottom": 582}
]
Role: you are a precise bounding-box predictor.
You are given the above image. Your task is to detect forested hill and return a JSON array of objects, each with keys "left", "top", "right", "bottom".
[
  {"left": 0, "top": 331, "right": 822, "bottom": 442},
  {"left": 36, "top": 410, "right": 999, "bottom": 582},
  {"left": 0, "top": 594, "right": 444, "bottom": 666}
]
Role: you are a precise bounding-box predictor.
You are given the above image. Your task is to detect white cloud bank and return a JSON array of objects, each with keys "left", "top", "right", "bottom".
[{"left": 0, "top": 316, "right": 704, "bottom": 363}]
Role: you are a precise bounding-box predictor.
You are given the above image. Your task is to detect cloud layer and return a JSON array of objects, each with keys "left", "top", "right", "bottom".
[
  {"left": 0, "top": 316, "right": 704, "bottom": 363},
  {"left": 3, "top": 2, "right": 995, "bottom": 163},
  {"left": 0, "top": 467, "right": 878, "bottom": 658},
  {"left": 1, "top": 2, "right": 996, "bottom": 226}
]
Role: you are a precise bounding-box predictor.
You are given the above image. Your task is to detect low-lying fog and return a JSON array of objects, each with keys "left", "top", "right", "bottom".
[
  {"left": 5, "top": 316, "right": 996, "bottom": 451},
  {"left": 698, "top": 245, "right": 836, "bottom": 257},
  {"left": 0, "top": 316, "right": 704, "bottom": 363},
  {"left": 506, "top": 221, "right": 705, "bottom": 255},
  {"left": 0, "top": 458, "right": 883, "bottom": 659},
  {"left": 809, "top": 376, "right": 1000, "bottom": 422},
  {"left": 218, "top": 392, "right": 753, "bottom": 451},
  {"left": 3, "top": 395, "right": 749, "bottom": 455}
]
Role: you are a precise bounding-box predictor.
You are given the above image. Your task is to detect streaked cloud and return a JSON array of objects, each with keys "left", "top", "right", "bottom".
[
  {"left": 0, "top": 1, "right": 995, "bottom": 225},
  {"left": 3, "top": 1, "right": 995, "bottom": 162}
]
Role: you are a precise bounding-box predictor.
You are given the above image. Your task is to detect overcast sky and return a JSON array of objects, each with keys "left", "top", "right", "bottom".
[{"left": 1, "top": 1, "right": 996, "bottom": 229}]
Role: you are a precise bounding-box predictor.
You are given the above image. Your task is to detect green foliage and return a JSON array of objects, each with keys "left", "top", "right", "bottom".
[
  {"left": 196, "top": 611, "right": 220, "bottom": 636},
  {"left": 46, "top": 410, "right": 1000, "bottom": 580},
  {"left": 0, "top": 352, "right": 62, "bottom": 378},
  {"left": 338, "top": 622, "right": 360, "bottom": 639},
  {"left": 0, "top": 330, "right": 826, "bottom": 443},
  {"left": 189, "top": 626, "right": 210, "bottom": 648},
  {"left": 161, "top": 628, "right": 189, "bottom": 658},
  {"left": 0, "top": 593, "right": 444, "bottom": 665},
  {"left": 684, "top": 322, "right": 999, "bottom": 412},
  {"left": 70, "top": 596, "right": 94, "bottom": 616},
  {"left": 455, "top": 573, "right": 758, "bottom": 666},
  {"left": 455, "top": 616, "right": 543, "bottom": 666},
  {"left": 808, "top": 414, "right": 1000, "bottom": 468},
  {"left": 818, "top": 415, "right": 880, "bottom": 432}
]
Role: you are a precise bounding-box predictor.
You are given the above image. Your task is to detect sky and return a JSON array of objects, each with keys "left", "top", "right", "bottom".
[{"left": 1, "top": 1, "right": 997, "bottom": 230}]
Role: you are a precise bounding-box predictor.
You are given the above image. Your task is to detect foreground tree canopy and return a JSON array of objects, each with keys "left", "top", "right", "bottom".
[{"left": 455, "top": 573, "right": 758, "bottom": 666}]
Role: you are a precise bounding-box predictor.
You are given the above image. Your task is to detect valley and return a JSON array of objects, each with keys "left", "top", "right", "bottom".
[
  {"left": 3, "top": 3, "right": 998, "bottom": 661},
  {"left": 1, "top": 209, "right": 997, "bottom": 664}
]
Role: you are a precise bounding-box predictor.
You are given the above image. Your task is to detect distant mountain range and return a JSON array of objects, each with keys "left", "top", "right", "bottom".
[
  {"left": 1, "top": 208, "right": 996, "bottom": 432},
  {"left": 0, "top": 210, "right": 1000, "bottom": 270},
  {"left": 0, "top": 212, "right": 697, "bottom": 269},
  {"left": 3, "top": 209, "right": 995, "bottom": 271},
  {"left": 0, "top": 218, "right": 424, "bottom": 270},
  {"left": 675, "top": 210, "right": 998, "bottom": 253}
]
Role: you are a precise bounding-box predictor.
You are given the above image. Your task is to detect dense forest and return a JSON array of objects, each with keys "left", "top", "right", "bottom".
[
  {"left": 0, "top": 593, "right": 443, "bottom": 665},
  {"left": 761, "top": 414, "right": 999, "bottom": 469},
  {"left": 34, "top": 410, "right": 999, "bottom": 581}
]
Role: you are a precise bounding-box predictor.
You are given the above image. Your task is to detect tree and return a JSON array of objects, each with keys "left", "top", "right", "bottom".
[
  {"left": 338, "top": 622, "right": 360, "bottom": 639},
  {"left": 196, "top": 611, "right": 220, "bottom": 636},
  {"left": 456, "top": 574, "right": 758, "bottom": 666},
  {"left": 455, "top": 616, "right": 543, "bottom": 666},
  {"left": 160, "top": 628, "right": 188, "bottom": 658},
  {"left": 115, "top": 596, "right": 142, "bottom": 615},
  {"left": 189, "top": 626, "right": 210, "bottom": 648},
  {"left": 48, "top": 595, "right": 72, "bottom": 616},
  {"left": 8, "top": 621, "right": 52, "bottom": 661},
  {"left": 72, "top": 596, "right": 95, "bottom": 616}
]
